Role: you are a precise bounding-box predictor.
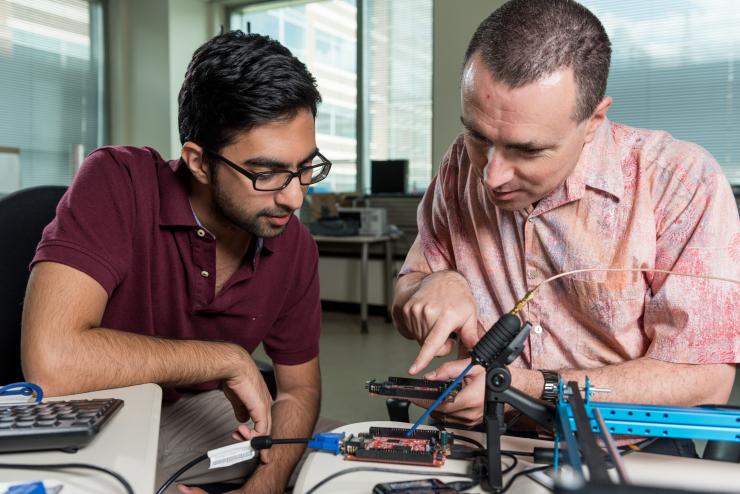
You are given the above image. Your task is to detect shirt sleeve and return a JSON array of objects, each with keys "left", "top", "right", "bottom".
[
  {"left": 262, "top": 229, "right": 321, "bottom": 365},
  {"left": 643, "top": 146, "right": 740, "bottom": 364},
  {"left": 31, "top": 148, "right": 136, "bottom": 296}
]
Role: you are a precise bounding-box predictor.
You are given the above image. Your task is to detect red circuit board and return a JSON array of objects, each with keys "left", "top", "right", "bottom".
[
  {"left": 365, "top": 437, "right": 434, "bottom": 452},
  {"left": 344, "top": 427, "right": 450, "bottom": 467}
]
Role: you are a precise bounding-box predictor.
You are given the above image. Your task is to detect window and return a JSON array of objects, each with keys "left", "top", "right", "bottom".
[
  {"left": 366, "top": 0, "right": 432, "bottom": 194},
  {"left": 232, "top": 0, "right": 357, "bottom": 192},
  {"left": 582, "top": 1, "right": 740, "bottom": 184},
  {"left": 230, "top": 0, "right": 432, "bottom": 193},
  {"left": 0, "top": 0, "right": 105, "bottom": 192}
]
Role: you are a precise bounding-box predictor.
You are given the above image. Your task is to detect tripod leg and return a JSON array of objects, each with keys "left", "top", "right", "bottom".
[{"left": 484, "top": 400, "right": 506, "bottom": 491}]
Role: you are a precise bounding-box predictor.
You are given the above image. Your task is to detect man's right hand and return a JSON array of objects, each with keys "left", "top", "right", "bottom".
[
  {"left": 396, "top": 270, "right": 479, "bottom": 374},
  {"left": 222, "top": 352, "right": 274, "bottom": 461}
]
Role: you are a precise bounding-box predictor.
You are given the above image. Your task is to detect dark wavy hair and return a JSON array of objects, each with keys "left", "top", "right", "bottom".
[
  {"left": 178, "top": 30, "right": 321, "bottom": 152},
  {"left": 464, "top": 0, "right": 611, "bottom": 122}
]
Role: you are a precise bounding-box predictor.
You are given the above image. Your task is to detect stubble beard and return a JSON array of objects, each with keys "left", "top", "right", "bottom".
[{"left": 210, "top": 174, "right": 292, "bottom": 238}]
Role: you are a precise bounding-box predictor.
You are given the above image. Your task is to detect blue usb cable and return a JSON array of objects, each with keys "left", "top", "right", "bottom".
[{"left": 0, "top": 382, "right": 44, "bottom": 402}]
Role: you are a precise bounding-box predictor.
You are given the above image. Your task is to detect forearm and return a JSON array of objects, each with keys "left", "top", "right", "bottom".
[
  {"left": 245, "top": 385, "right": 320, "bottom": 493},
  {"left": 560, "top": 358, "right": 735, "bottom": 406},
  {"left": 515, "top": 358, "right": 735, "bottom": 406},
  {"left": 24, "top": 326, "right": 249, "bottom": 396},
  {"left": 21, "top": 262, "right": 255, "bottom": 396}
]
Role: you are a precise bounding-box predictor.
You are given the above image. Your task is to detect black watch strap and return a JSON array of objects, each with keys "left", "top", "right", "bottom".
[{"left": 539, "top": 369, "right": 560, "bottom": 403}]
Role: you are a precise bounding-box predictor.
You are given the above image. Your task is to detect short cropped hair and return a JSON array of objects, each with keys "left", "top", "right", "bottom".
[
  {"left": 464, "top": 0, "right": 611, "bottom": 122},
  {"left": 178, "top": 31, "right": 321, "bottom": 152}
]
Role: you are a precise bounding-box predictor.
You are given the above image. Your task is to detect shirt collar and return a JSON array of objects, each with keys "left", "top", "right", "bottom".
[
  {"left": 158, "top": 158, "right": 199, "bottom": 227},
  {"left": 574, "top": 117, "right": 624, "bottom": 202},
  {"left": 158, "top": 158, "right": 279, "bottom": 253}
]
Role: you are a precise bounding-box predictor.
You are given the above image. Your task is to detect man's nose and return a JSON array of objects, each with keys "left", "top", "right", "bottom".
[
  {"left": 483, "top": 146, "right": 514, "bottom": 190},
  {"left": 275, "top": 175, "right": 306, "bottom": 211}
]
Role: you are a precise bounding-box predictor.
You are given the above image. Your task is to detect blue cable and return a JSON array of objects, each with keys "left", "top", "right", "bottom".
[
  {"left": 405, "top": 362, "right": 474, "bottom": 436},
  {"left": 0, "top": 382, "right": 44, "bottom": 402}
]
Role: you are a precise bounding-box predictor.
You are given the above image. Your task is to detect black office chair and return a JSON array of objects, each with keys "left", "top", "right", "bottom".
[
  {"left": 0, "top": 185, "right": 67, "bottom": 385},
  {"left": 0, "top": 185, "right": 277, "bottom": 398}
]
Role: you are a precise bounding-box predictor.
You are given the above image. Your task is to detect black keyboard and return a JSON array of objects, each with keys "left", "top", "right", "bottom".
[{"left": 0, "top": 398, "right": 123, "bottom": 453}]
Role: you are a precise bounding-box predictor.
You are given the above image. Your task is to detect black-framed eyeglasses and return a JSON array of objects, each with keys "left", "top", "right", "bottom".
[{"left": 202, "top": 148, "right": 332, "bottom": 192}]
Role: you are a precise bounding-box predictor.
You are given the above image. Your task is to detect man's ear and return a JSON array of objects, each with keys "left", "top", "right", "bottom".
[
  {"left": 181, "top": 141, "right": 211, "bottom": 185},
  {"left": 583, "top": 95, "right": 612, "bottom": 143}
]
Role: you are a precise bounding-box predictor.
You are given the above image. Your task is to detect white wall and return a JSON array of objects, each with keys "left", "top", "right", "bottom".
[
  {"left": 107, "top": 0, "right": 217, "bottom": 158},
  {"left": 431, "top": 0, "right": 505, "bottom": 172},
  {"left": 168, "top": 0, "right": 212, "bottom": 156},
  {"left": 107, "top": 0, "right": 172, "bottom": 155}
]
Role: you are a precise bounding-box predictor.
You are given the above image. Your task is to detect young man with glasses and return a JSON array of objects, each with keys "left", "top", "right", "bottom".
[{"left": 21, "top": 31, "right": 329, "bottom": 493}]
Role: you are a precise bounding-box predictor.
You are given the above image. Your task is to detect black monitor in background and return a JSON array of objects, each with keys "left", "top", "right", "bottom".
[{"left": 371, "top": 159, "right": 407, "bottom": 195}]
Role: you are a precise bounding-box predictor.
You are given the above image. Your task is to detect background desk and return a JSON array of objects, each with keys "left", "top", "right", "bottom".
[
  {"left": 0, "top": 383, "right": 161, "bottom": 494},
  {"left": 313, "top": 235, "right": 393, "bottom": 333},
  {"left": 294, "top": 421, "right": 740, "bottom": 494}
]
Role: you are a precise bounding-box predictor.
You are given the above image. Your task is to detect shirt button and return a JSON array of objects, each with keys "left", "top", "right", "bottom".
[
  {"left": 196, "top": 229, "right": 206, "bottom": 238},
  {"left": 534, "top": 324, "right": 543, "bottom": 334},
  {"left": 527, "top": 270, "right": 537, "bottom": 280},
  {"left": 528, "top": 216, "right": 536, "bottom": 223},
  {"left": 200, "top": 270, "right": 210, "bottom": 278}
]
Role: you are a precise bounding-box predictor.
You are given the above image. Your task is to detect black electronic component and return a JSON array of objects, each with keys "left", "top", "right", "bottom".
[
  {"left": 470, "top": 313, "right": 525, "bottom": 368},
  {"left": 373, "top": 478, "right": 459, "bottom": 493},
  {"left": 366, "top": 377, "right": 461, "bottom": 402}
]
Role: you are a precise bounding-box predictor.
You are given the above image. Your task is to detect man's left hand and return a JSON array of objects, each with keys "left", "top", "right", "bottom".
[{"left": 423, "top": 359, "right": 542, "bottom": 426}]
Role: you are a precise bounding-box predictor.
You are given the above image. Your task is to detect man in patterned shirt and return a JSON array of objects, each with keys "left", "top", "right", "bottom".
[{"left": 393, "top": 0, "right": 739, "bottom": 456}]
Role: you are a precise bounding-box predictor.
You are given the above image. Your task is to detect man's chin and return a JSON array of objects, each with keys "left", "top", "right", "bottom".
[{"left": 254, "top": 220, "right": 289, "bottom": 238}]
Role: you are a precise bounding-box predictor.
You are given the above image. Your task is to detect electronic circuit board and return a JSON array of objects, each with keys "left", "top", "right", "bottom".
[
  {"left": 366, "top": 377, "right": 461, "bottom": 402},
  {"left": 344, "top": 427, "right": 452, "bottom": 466}
]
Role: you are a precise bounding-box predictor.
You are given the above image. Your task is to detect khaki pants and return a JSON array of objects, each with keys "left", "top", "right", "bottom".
[
  {"left": 156, "top": 390, "right": 255, "bottom": 493},
  {"left": 156, "top": 390, "right": 343, "bottom": 493}
]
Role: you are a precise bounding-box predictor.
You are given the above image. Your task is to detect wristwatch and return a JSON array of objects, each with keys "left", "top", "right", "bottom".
[{"left": 539, "top": 369, "right": 560, "bottom": 403}]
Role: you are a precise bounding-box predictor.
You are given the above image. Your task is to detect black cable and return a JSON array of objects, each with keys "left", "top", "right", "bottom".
[
  {"left": 500, "top": 452, "right": 518, "bottom": 475},
  {"left": 496, "top": 464, "right": 550, "bottom": 493},
  {"left": 453, "top": 434, "right": 484, "bottom": 449},
  {"left": 155, "top": 436, "right": 311, "bottom": 494},
  {"left": 501, "top": 449, "right": 534, "bottom": 457},
  {"left": 304, "top": 466, "right": 477, "bottom": 494},
  {"left": 155, "top": 453, "right": 208, "bottom": 494},
  {"left": 0, "top": 462, "right": 134, "bottom": 494},
  {"left": 252, "top": 437, "right": 310, "bottom": 448},
  {"left": 269, "top": 438, "right": 310, "bottom": 444}
]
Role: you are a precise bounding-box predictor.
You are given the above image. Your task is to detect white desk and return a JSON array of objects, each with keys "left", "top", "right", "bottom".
[
  {"left": 0, "top": 383, "right": 162, "bottom": 494},
  {"left": 294, "top": 421, "right": 740, "bottom": 494},
  {"left": 313, "top": 235, "right": 394, "bottom": 333}
]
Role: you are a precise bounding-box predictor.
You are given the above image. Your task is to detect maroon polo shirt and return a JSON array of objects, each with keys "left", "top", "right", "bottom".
[{"left": 32, "top": 146, "right": 321, "bottom": 393}]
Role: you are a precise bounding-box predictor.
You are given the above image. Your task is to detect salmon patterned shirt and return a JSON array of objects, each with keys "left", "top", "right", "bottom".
[{"left": 402, "top": 119, "right": 740, "bottom": 370}]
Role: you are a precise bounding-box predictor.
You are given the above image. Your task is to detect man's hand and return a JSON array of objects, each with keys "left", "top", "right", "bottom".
[
  {"left": 222, "top": 352, "right": 274, "bottom": 462},
  {"left": 423, "top": 359, "right": 544, "bottom": 426},
  {"left": 396, "top": 271, "right": 480, "bottom": 374}
]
